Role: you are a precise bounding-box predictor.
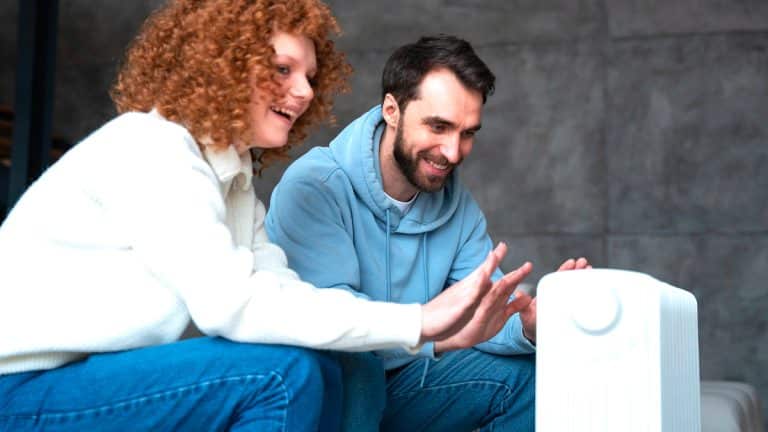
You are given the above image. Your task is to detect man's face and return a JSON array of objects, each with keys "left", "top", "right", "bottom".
[{"left": 391, "top": 68, "right": 483, "bottom": 192}]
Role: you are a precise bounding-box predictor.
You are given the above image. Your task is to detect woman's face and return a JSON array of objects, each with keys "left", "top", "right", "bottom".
[{"left": 242, "top": 31, "right": 317, "bottom": 153}]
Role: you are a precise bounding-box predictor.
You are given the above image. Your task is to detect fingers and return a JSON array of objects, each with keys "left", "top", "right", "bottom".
[
  {"left": 490, "top": 242, "right": 508, "bottom": 263},
  {"left": 500, "top": 261, "right": 533, "bottom": 286},
  {"left": 492, "top": 261, "right": 532, "bottom": 300},
  {"left": 504, "top": 289, "right": 533, "bottom": 316},
  {"left": 461, "top": 242, "right": 507, "bottom": 304},
  {"left": 558, "top": 257, "right": 591, "bottom": 271},
  {"left": 474, "top": 242, "right": 507, "bottom": 280},
  {"left": 481, "top": 242, "right": 507, "bottom": 278}
]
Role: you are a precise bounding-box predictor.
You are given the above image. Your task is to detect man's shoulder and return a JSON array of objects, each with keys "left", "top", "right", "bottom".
[
  {"left": 449, "top": 178, "right": 487, "bottom": 220},
  {"left": 279, "top": 146, "right": 351, "bottom": 193}
]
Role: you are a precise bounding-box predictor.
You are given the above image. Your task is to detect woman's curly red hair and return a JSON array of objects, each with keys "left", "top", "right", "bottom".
[{"left": 111, "top": 0, "right": 351, "bottom": 170}]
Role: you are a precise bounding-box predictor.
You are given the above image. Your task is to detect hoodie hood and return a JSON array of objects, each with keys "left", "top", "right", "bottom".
[{"left": 329, "top": 105, "right": 461, "bottom": 234}]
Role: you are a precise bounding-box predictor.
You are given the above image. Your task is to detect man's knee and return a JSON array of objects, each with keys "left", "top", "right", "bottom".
[
  {"left": 303, "top": 351, "right": 344, "bottom": 431},
  {"left": 495, "top": 353, "right": 535, "bottom": 400},
  {"left": 494, "top": 353, "right": 535, "bottom": 426},
  {"left": 313, "top": 351, "right": 344, "bottom": 395},
  {"left": 335, "top": 352, "right": 387, "bottom": 430},
  {"left": 340, "top": 352, "right": 386, "bottom": 404},
  {"left": 512, "top": 353, "right": 535, "bottom": 384}
]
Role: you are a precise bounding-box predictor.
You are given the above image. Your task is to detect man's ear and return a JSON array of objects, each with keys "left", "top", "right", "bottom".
[{"left": 382, "top": 93, "right": 400, "bottom": 128}]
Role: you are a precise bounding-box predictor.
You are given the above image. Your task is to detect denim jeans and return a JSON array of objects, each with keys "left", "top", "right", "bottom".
[
  {"left": 0, "top": 337, "right": 342, "bottom": 431},
  {"left": 338, "top": 349, "right": 535, "bottom": 432}
]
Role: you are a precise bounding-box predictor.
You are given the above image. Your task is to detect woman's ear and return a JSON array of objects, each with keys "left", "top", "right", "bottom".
[{"left": 382, "top": 93, "right": 400, "bottom": 128}]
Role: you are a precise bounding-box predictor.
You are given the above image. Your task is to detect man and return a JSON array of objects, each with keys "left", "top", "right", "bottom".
[{"left": 266, "top": 35, "right": 589, "bottom": 431}]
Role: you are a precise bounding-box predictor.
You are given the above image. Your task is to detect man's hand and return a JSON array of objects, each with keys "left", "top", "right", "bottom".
[
  {"left": 434, "top": 263, "right": 533, "bottom": 353},
  {"left": 557, "top": 257, "right": 591, "bottom": 272},
  {"left": 519, "top": 257, "right": 591, "bottom": 343},
  {"left": 419, "top": 243, "right": 507, "bottom": 344},
  {"left": 427, "top": 245, "right": 534, "bottom": 353}
]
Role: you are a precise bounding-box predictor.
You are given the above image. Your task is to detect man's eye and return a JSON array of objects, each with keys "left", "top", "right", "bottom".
[
  {"left": 431, "top": 124, "right": 446, "bottom": 133},
  {"left": 462, "top": 130, "right": 476, "bottom": 138}
]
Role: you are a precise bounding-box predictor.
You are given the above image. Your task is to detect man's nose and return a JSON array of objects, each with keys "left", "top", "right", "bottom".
[{"left": 440, "top": 135, "right": 461, "bottom": 163}]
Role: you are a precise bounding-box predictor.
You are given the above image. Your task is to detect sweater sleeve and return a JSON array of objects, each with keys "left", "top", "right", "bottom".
[
  {"left": 101, "top": 121, "right": 422, "bottom": 352},
  {"left": 251, "top": 198, "right": 303, "bottom": 281},
  {"left": 447, "top": 193, "right": 536, "bottom": 355}
]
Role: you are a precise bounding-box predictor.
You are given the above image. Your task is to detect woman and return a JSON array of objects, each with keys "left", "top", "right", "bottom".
[{"left": 0, "top": 0, "right": 513, "bottom": 431}]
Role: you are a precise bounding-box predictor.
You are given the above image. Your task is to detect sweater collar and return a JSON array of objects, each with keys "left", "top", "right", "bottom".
[
  {"left": 203, "top": 145, "right": 254, "bottom": 193},
  {"left": 147, "top": 108, "right": 253, "bottom": 192}
]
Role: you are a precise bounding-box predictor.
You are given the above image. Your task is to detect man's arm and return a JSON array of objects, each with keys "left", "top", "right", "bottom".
[
  {"left": 267, "top": 176, "right": 445, "bottom": 360},
  {"left": 266, "top": 177, "right": 536, "bottom": 358},
  {"left": 442, "top": 193, "right": 537, "bottom": 355},
  {"left": 266, "top": 177, "right": 367, "bottom": 297},
  {"left": 443, "top": 192, "right": 592, "bottom": 352}
]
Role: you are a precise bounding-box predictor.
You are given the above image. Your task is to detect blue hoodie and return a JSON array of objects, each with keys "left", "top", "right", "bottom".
[{"left": 266, "top": 105, "right": 535, "bottom": 370}]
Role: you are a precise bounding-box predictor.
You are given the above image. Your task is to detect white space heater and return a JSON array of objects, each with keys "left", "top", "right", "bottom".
[{"left": 536, "top": 269, "right": 701, "bottom": 432}]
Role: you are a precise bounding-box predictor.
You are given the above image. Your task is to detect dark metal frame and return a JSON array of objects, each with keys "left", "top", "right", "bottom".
[{"left": 6, "top": 0, "right": 59, "bottom": 211}]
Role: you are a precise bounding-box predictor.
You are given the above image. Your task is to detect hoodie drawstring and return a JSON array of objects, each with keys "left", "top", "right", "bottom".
[
  {"left": 419, "top": 231, "right": 430, "bottom": 387},
  {"left": 419, "top": 359, "right": 430, "bottom": 387},
  {"left": 385, "top": 209, "right": 391, "bottom": 301},
  {"left": 385, "top": 210, "right": 432, "bottom": 387},
  {"left": 422, "top": 232, "right": 429, "bottom": 303}
]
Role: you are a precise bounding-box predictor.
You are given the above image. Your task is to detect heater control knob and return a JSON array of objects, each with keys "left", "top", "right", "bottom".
[{"left": 571, "top": 286, "right": 621, "bottom": 335}]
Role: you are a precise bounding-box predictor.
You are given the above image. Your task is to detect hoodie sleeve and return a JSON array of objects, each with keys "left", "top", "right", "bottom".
[
  {"left": 267, "top": 177, "right": 436, "bottom": 361},
  {"left": 447, "top": 193, "right": 536, "bottom": 355},
  {"left": 266, "top": 177, "right": 368, "bottom": 298}
]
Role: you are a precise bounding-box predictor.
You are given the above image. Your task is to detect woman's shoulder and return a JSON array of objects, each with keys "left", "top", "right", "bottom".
[
  {"left": 78, "top": 110, "right": 200, "bottom": 159},
  {"left": 101, "top": 111, "right": 194, "bottom": 144}
]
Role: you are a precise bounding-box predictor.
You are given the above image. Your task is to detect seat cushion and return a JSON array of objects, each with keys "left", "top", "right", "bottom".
[{"left": 701, "top": 381, "right": 764, "bottom": 432}]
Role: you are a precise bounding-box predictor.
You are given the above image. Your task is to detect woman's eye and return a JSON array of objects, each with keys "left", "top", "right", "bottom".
[{"left": 276, "top": 65, "right": 290, "bottom": 75}]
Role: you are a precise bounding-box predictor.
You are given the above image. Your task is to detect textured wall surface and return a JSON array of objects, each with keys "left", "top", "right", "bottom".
[{"left": 1, "top": 0, "right": 766, "bottom": 426}]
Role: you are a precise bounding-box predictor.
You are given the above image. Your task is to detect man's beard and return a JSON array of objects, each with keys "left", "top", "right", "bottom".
[{"left": 392, "top": 121, "right": 453, "bottom": 193}]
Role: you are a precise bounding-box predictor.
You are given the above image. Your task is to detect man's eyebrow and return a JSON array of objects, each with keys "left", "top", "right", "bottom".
[
  {"left": 465, "top": 123, "right": 482, "bottom": 133},
  {"left": 422, "top": 116, "right": 482, "bottom": 133},
  {"left": 422, "top": 116, "right": 456, "bottom": 128}
]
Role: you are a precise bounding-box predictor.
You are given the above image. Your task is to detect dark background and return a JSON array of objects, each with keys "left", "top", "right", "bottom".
[{"left": 2, "top": 1, "right": 766, "bottom": 426}]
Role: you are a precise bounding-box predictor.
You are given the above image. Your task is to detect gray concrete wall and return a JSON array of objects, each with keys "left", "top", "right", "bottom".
[{"left": 2, "top": 0, "right": 766, "bottom": 426}]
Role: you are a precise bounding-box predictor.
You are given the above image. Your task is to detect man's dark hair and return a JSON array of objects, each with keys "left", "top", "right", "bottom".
[{"left": 381, "top": 34, "right": 495, "bottom": 110}]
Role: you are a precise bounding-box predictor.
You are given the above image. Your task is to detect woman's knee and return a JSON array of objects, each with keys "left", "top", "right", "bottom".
[
  {"left": 176, "top": 338, "right": 333, "bottom": 406},
  {"left": 220, "top": 342, "right": 339, "bottom": 429}
]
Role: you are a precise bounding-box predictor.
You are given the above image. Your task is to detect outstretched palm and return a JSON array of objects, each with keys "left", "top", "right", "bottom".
[
  {"left": 433, "top": 250, "right": 534, "bottom": 353},
  {"left": 520, "top": 257, "right": 591, "bottom": 343},
  {"left": 420, "top": 243, "right": 504, "bottom": 343}
]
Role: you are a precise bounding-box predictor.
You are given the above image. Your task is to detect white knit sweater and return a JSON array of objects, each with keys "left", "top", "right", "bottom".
[{"left": 0, "top": 111, "right": 422, "bottom": 375}]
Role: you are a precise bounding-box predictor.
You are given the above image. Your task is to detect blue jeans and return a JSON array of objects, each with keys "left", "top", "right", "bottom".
[
  {"left": 338, "top": 349, "right": 535, "bottom": 432},
  {"left": 0, "top": 337, "right": 342, "bottom": 431}
]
